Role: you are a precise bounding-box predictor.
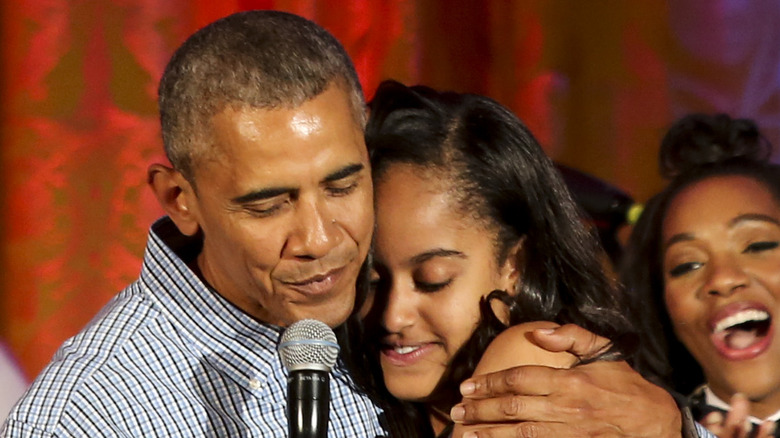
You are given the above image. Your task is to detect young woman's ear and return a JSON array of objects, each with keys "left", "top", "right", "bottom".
[
  {"left": 147, "top": 163, "right": 200, "bottom": 236},
  {"left": 499, "top": 236, "right": 526, "bottom": 294}
]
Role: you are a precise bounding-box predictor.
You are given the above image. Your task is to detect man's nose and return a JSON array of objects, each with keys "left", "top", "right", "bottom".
[{"left": 287, "top": 198, "right": 341, "bottom": 259}]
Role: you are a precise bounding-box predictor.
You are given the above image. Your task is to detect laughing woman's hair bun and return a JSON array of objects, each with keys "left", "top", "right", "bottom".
[{"left": 659, "top": 113, "right": 773, "bottom": 179}]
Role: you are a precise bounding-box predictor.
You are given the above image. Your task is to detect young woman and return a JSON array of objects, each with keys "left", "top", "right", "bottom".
[
  {"left": 342, "top": 80, "right": 636, "bottom": 437},
  {"left": 621, "top": 113, "right": 780, "bottom": 437}
]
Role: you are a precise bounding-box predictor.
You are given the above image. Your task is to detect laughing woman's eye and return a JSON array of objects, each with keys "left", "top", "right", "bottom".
[
  {"left": 668, "top": 262, "right": 702, "bottom": 278},
  {"left": 745, "top": 241, "right": 779, "bottom": 253}
]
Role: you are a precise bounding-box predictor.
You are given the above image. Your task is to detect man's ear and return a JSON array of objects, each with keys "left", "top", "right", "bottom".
[
  {"left": 147, "top": 163, "right": 200, "bottom": 236},
  {"left": 499, "top": 236, "right": 526, "bottom": 294}
]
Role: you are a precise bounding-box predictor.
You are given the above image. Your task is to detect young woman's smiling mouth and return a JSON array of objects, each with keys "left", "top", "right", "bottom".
[{"left": 380, "top": 342, "right": 439, "bottom": 367}]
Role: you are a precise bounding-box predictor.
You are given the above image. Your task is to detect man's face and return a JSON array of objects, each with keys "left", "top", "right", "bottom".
[{"left": 185, "top": 84, "right": 373, "bottom": 327}]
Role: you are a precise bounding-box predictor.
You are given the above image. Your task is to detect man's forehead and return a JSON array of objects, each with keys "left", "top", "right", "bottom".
[
  {"left": 196, "top": 141, "right": 367, "bottom": 193},
  {"left": 189, "top": 84, "right": 366, "bottom": 179}
]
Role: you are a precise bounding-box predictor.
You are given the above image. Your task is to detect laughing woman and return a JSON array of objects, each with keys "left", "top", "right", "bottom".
[
  {"left": 622, "top": 113, "right": 780, "bottom": 437},
  {"left": 343, "top": 80, "right": 637, "bottom": 437}
]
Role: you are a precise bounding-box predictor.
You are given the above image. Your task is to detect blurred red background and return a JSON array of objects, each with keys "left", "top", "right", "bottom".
[{"left": 2, "top": 0, "right": 779, "bottom": 380}]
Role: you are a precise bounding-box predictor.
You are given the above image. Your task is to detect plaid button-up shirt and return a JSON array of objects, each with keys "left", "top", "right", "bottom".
[{"left": 2, "top": 217, "right": 386, "bottom": 437}]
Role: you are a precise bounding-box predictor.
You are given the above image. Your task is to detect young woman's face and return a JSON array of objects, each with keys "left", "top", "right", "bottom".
[
  {"left": 662, "top": 175, "right": 780, "bottom": 416},
  {"left": 371, "top": 164, "right": 518, "bottom": 403}
]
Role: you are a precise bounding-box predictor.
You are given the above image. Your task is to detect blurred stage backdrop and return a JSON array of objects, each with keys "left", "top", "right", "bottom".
[{"left": 2, "top": 0, "right": 780, "bottom": 381}]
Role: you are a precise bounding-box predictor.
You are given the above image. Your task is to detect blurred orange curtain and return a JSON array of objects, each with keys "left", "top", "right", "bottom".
[{"left": 2, "top": 0, "right": 780, "bottom": 380}]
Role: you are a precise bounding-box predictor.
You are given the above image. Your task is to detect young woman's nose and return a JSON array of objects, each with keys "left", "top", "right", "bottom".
[{"left": 382, "top": 283, "right": 418, "bottom": 333}]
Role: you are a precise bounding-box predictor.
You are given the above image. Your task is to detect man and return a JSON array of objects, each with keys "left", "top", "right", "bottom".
[
  {"left": 3, "top": 11, "right": 382, "bottom": 437},
  {"left": 2, "top": 10, "right": 708, "bottom": 438}
]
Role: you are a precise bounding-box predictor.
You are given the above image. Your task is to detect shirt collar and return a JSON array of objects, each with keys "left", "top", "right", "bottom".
[{"left": 703, "top": 385, "right": 780, "bottom": 423}]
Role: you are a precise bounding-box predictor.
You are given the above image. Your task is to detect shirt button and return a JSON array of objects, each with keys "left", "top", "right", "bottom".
[{"left": 249, "top": 378, "right": 261, "bottom": 390}]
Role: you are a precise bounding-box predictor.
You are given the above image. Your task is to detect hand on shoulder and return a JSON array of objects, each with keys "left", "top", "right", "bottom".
[{"left": 451, "top": 323, "right": 684, "bottom": 438}]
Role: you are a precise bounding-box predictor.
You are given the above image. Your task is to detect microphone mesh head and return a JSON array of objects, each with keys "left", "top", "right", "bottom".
[{"left": 278, "top": 319, "right": 340, "bottom": 372}]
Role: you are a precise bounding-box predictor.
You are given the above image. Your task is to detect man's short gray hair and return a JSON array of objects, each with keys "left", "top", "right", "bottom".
[{"left": 158, "top": 10, "right": 366, "bottom": 183}]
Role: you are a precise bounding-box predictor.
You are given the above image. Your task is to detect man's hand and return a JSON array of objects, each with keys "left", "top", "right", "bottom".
[{"left": 449, "top": 324, "right": 682, "bottom": 438}]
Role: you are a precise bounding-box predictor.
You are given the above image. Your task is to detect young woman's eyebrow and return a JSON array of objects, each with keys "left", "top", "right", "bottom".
[{"left": 410, "top": 249, "right": 466, "bottom": 265}]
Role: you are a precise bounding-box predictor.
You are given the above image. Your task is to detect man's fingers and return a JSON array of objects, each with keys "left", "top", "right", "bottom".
[
  {"left": 460, "top": 365, "right": 558, "bottom": 399},
  {"left": 459, "top": 361, "right": 626, "bottom": 400},
  {"left": 457, "top": 358, "right": 682, "bottom": 437},
  {"left": 453, "top": 421, "right": 584, "bottom": 438},
  {"left": 451, "top": 395, "right": 551, "bottom": 424},
  {"left": 451, "top": 394, "right": 593, "bottom": 425},
  {"left": 530, "top": 323, "right": 611, "bottom": 359}
]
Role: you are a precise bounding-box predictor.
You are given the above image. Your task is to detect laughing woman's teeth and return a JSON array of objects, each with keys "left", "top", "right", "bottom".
[
  {"left": 714, "top": 309, "right": 770, "bottom": 333},
  {"left": 395, "top": 345, "right": 420, "bottom": 354}
]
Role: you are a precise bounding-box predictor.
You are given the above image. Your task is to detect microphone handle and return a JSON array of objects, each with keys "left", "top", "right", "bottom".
[{"left": 288, "top": 369, "right": 330, "bottom": 438}]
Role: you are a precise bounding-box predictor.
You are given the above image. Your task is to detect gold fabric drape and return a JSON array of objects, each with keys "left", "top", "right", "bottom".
[{"left": 2, "top": 0, "right": 779, "bottom": 379}]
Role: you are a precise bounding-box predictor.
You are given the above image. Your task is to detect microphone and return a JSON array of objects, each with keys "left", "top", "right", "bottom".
[{"left": 278, "top": 319, "right": 340, "bottom": 438}]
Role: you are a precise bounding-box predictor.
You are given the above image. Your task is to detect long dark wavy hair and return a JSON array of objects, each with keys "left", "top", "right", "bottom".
[
  {"left": 620, "top": 113, "right": 780, "bottom": 395},
  {"left": 339, "top": 80, "right": 637, "bottom": 437}
]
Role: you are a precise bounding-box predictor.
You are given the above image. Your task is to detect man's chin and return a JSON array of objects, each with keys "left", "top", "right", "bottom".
[{"left": 283, "top": 300, "right": 355, "bottom": 328}]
